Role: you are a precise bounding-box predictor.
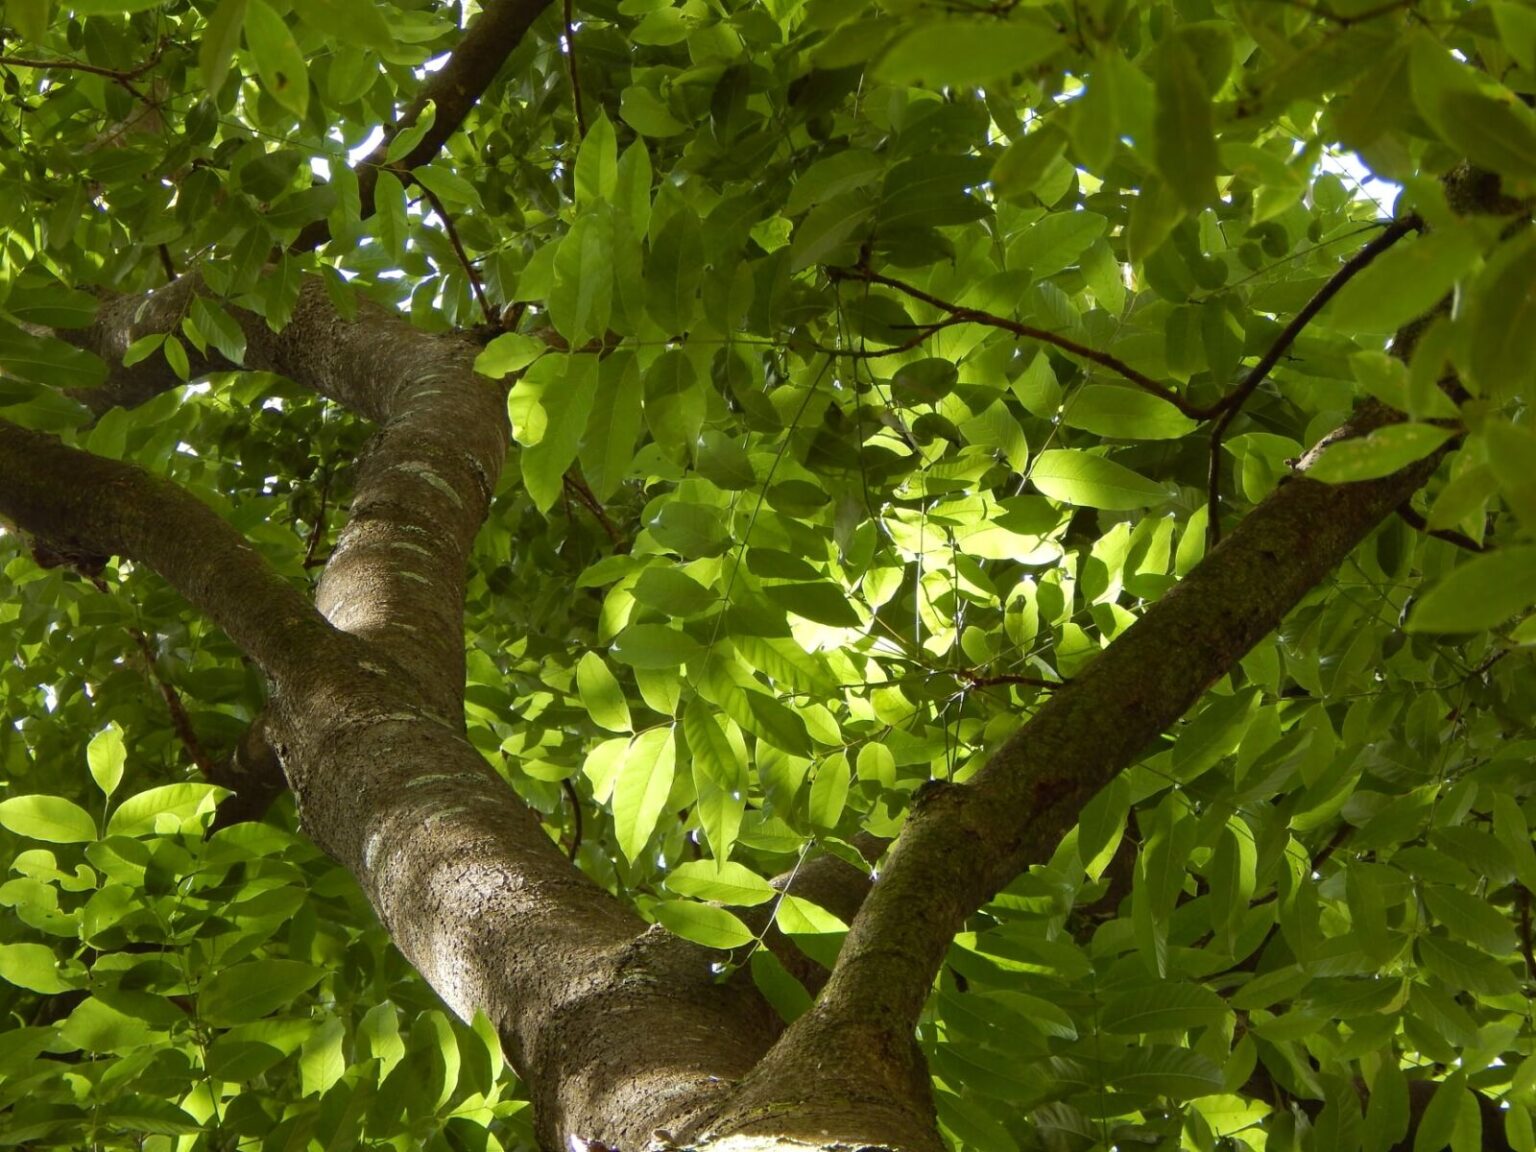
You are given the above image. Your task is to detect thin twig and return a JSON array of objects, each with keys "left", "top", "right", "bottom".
[
  {"left": 130, "top": 628, "right": 216, "bottom": 777},
  {"left": 1395, "top": 503, "right": 1485, "bottom": 553},
  {"left": 805, "top": 318, "right": 970, "bottom": 360},
  {"left": 832, "top": 265, "right": 1201, "bottom": 416},
  {"left": 0, "top": 41, "right": 164, "bottom": 95},
  {"left": 562, "top": 0, "right": 587, "bottom": 137},
  {"left": 302, "top": 467, "right": 333, "bottom": 569},
  {"left": 1204, "top": 215, "right": 1423, "bottom": 550},
  {"left": 563, "top": 472, "right": 626, "bottom": 549},
  {"left": 955, "top": 669, "right": 1062, "bottom": 690},
  {"left": 415, "top": 182, "right": 493, "bottom": 325},
  {"left": 561, "top": 778, "right": 583, "bottom": 862}
]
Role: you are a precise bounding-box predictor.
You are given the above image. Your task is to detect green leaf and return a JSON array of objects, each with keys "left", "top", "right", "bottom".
[
  {"left": 990, "top": 125, "right": 1068, "bottom": 201},
  {"left": 651, "top": 900, "right": 754, "bottom": 949},
  {"left": 576, "top": 110, "right": 618, "bottom": 208},
  {"left": 1099, "top": 982, "right": 1229, "bottom": 1034},
  {"left": 632, "top": 567, "right": 715, "bottom": 618},
  {"left": 87, "top": 724, "right": 126, "bottom": 799},
  {"left": 243, "top": 0, "right": 309, "bottom": 119},
  {"left": 685, "top": 699, "right": 746, "bottom": 861},
  {"left": 785, "top": 150, "right": 884, "bottom": 216},
  {"left": 1417, "top": 936, "right": 1521, "bottom": 997},
  {"left": 808, "top": 752, "right": 850, "bottom": 829},
  {"left": 577, "top": 651, "right": 632, "bottom": 733},
  {"left": 580, "top": 352, "right": 644, "bottom": 501},
  {"left": 191, "top": 297, "right": 247, "bottom": 365},
  {"left": 0, "top": 942, "right": 74, "bottom": 993},
  {"left": 106, "top": 783, "right": 225, "bottom": 837},
  {"left": 1153, "top": 38, "right": 1219, "bottom": 211},
  {"left": 1030, "top": 449, "right": 1171, "bottom": 510},
  {"left": 789, "top": 191, "right": 874, "bottom": 272},
  {"left": 0, "top": 795, "right": 97, "bottom": 844},
  {"left": 644, "top": 213, "right": 704, "bottom": 334},
  {"left": 744, "top": 693, "right": 814, "bottom": 757},
  {"left": 613, "top": 728, "right": 676, "bottom": 863},
  {"left": 411, "top": 163, "right": 482, "bottom": 209},
  {"left": 750, "top": 950, "right": 812, "bottom": 1022},
  {"left": 1469, "top": 233, "right": 1536, "bottom": 401},
  {"left": 1405, "top": 547, "right": 1536, "bottom": 633},
  {"left": 619, "top": 86, "right": 687, "bottom": 137},
  {"left": 873, "top": 19, "right": 1065, "bottom": 88},
  {"left": 665, "top": 860, "right": 776, "bottom": 905},
  {"left": 374, "top": 169, "right": 408, "bottom": 263},
  {"left": 0, "top": 319, "right": 108, "bottom": 390},
  {"left": 1111, "top": 1045, "right": 1224, "bottom": 1100},
  {"left": 1307, "top": 423, "right": 1451, "bottom": 484},
  {"left": 610, "top": 624, "right": 703, "bottom": 669},
  {"left": 1061, "top": 385, "right": 1196, "bottom": 440},
  {"left": 647, "top": 502, "right": 730, "bottom": 558},
  {"left": 474, "top": 333, "right": 545, "bottom": 380},
  {"left": 163, "top": 334, "right": 191, "bottom": 381},
  {"left": 1325, "top": 226, "right": 1484, "bottom": 334},
  {"left": 294, "top": 0, "right": 393, "bottom": 52},
  {"left": 521, "top": 353, "right": 599, "bottom": 513},
  {"left": 763, "top": 582, "right": 861, "bottom": 628},
  {"left": 550, "top": 208, "right": 615, "bottom": 347},
  {"left": 1008, "top": 211, "right": 1107, "bottom": 280},
  {"left": 385, "top": 100, "right": 438, "bottom": 164},
  {"left": 199, "top": 960, "right": 325, "bottom": 1025},
  {"left": 7, "top": 0, "right": 50, "bottom": 41}
]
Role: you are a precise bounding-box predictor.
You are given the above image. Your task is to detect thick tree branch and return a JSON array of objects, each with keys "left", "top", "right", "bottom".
[
  {"left": 709, "top": 394, "right": 1450, "bottom": 1146},
  {"left": 291, "top": 0, "right": 554, "bottom": 254},
  {"left": 0, "top": 417, "right": 336, "bottom": 683}
]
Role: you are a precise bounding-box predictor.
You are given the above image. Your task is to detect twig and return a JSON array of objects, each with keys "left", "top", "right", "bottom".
[
  {"left": 1204, "top": 215, "right": 1423, "bottom": 550},
  {"left": 563, "top": 471, "right": 626, "bottom": 549},
  {"left": 805, "top": 318, "right": 970, "bottom": 360},
  {"left": 1395, "top": 503, "right": 1485, "bottom": 552},
  {"left": 562, "top": 0, "right": 588, "bottom": 138},
  {"left": 831, "top": 265, "right": 1203, "bottom": 417},
  {"left": 129, "top": 628, "right": 216, "bottom": 777},
  {"left": 291, "top": 0, "right": 550, "bottom": 254},
  {"left": 0, "top": 41, "right": 164, "bottom": 95},
  {"left": 1519, "top": 886, "right": 1536, "bottom": 986},
  {"left": 562, "top": 778, "right": 583, "bottom": 862},
  {"left": 156, "top": 244, "right": 177, "bottom": 283},
  {"left": 415, "top": 182, "right": 493, "bottom": 324},
  {"left": 302, "top": 467, "right": 333, "bottom": 569},
  {"left": 955, "top": 668, "right": 1062, "bottom": 690}
]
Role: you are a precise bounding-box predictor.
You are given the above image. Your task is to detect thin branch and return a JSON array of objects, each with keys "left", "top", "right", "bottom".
[
  {"left": 1395, "top": 502, "right": 1486, "bottom": 552},
  {"left": 416, "top": 182, "right": 493, "bottom": 324},
  {"left": 292, "top": 0, "right": 554, "bottom": 253},
  {"left": 0, "top": 40, "right": 165, "bottom": 95},
  {"left": 561, "top": 777, "right": 584, "bottom": 863},
  {"left": 1519, "top": 886, "right": 1536, "bottom": 987},
  {"left": 302, "top": 466, "right": 334, "bottom": 569},
  {"left": 129, "top": 628, "right": 217, "bottom": 777},
  {"left": 831, "top": 265, "right": 1204, "bottom": 417},
  {"left": 562, "top": 0, "right": 588, "bottom": 138},
  {"left": 563, "top": 471, "right": 626, "bottom": 550},
  {"left": 954, "top": 668, "right": 1062, "bottom": 690},
  {"left": 1204, "top": 215, "right": 1423, "bottom": 549}
]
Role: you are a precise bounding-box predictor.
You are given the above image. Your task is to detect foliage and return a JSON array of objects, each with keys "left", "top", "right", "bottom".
[{"left": 1, "top": 0, "right": 1535, "bottom": 1150}]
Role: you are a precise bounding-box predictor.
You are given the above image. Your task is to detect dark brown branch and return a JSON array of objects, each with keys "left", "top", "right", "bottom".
[
  {"left": 1395, "top": 502, "right": 1485, "bottom": 552},
  {"left": 301, "top": 466, "right": 333, "bottom": 569},
  {"left": 1205, "top": 215, "right": 1422, "bottom": 549},
  {"left": 562, "top": 777, "right": 583, "bottom": 862},
  {"left": 129, "top": 628, "right": 216, "bottom": 777},
  {"left": 0, "top": 40, "right": 164, "bottom": 94},
  {"left": 562, "top": 0, "right": 588, "bottom": 137},
  {"left": 563, "top": 471, "right": 627, "bottom": 550},
  {"left": 291, "top": 0, "right": 554, "bottom": 254},
  {"left": 0, "top": 416, "right": 338, "bottom": 683},
  {"left": 417, "top": 183, "right": 493, "bottom": 324},
  {"left": 831, "top": 265, "right": 1203, "bottom": 416},
  {"left": 955, "top": 668, "right": 1061, "bottom": 689},
  {"left": 1520, "top": 886, "right": 1536, "bottom": 987}
]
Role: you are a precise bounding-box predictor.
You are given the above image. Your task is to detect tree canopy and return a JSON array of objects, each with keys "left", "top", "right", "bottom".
[{"left": 1, "top": 0, "right": 1535, "bottom": 1151}]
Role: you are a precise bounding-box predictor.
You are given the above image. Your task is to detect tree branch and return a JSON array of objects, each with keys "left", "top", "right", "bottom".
[
  {"left": 1205, "top": 215, "right": 1423, "bottom": 547},
  {"left": 0, "top": 417, "right": 337, "bottom": 685},
  {"left": 291, "top": 0, "right": 554, "bottom": 254},
  {"left": 710, "top": 391, "right": 1451, "bottom": 1145}
]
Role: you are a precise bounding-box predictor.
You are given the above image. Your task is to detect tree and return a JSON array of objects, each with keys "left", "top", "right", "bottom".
[{"left": 1, "top": 0, "right": 1534, "bottom": 1149}]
